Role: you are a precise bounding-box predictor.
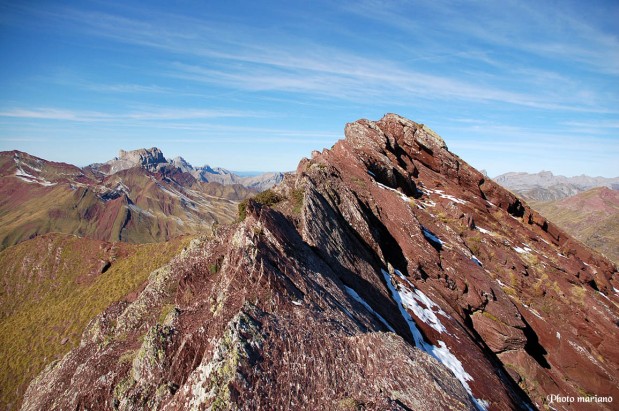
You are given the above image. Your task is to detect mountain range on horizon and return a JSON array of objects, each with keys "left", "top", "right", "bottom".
[
  {"left": 0, "top": 148, "right": 272, "bottom": 251},
  {"left": 1, "top": 114, "right": 617, "bottom": 411},
  {"left": 494, "top": 170, "right": 619, "bottom": 202},
  {"left": 89, "top": 147, "right": 285, "bottom": 192}
]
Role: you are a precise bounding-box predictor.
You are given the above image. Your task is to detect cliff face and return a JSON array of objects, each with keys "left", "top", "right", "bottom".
[{"left": 20, "top": 114, "right": 618, "bottom": 411}]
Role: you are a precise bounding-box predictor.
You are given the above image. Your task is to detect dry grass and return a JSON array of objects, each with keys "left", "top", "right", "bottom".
[{"left": 0, "top": 233, "right": 190, "bottom": 410}]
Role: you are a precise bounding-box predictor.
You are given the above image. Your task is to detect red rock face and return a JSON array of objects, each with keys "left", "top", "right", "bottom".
[{"left": 20, "top": 114, "right": 618, "bottom": 410}]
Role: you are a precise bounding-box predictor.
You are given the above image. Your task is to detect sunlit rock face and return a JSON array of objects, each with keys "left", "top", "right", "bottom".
[{"left": 21, "top": 114, "right": 618, "bottom": 411}]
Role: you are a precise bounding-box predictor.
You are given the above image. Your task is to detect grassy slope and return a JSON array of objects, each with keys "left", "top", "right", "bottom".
[
  {"left": 0, "top": 172, "right": 244, "bottom": 251},
  {"left": 0, "top": 233, "right": 191, "bottom": 410},
  {"left": 530, "top": 187, "right": 619, "bottom": 265}
]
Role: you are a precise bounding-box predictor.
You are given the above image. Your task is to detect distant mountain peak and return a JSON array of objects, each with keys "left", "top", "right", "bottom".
[
  {"left": 538, "top": 170, "right": 554, "bottom": 178},
  {"left": 494, "top": 170, "right": 619, "bottom": 201},
  {"left": 117, "top": 147, "right": 166, "bottom": 166}
]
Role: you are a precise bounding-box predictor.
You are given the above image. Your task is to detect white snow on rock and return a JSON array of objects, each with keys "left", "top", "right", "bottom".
[
  {"left": 394, "top": 275, "right": 449, "bottom": 334},
  {"left": 381, "top": 268, "right": 488, "bottom": 410},
  {"left": 423, "top": 188, "right": 467, "bottom": 204},
  {"left": 418, "top": 199, "right": 436, "bottom": 208},
  {"left": 15, "top": 168, "right": 56, "bottom": 186},
  {"left": 513, "top": 245, "right": 532, "bottom": 254},
  {"left": 376, "top": 181, "right": 409, "bottom": 202},
  {"left": 344, "top": 285, "right": 395, "bottom": 332},
  {"left": 522, "top": 303, "right": 544, "bottom": 321},
  {"left": 471, "top": 256, "right": 483, "bottom": 267},
  {"left": 477, "top": 227, "right": 492, "bottom": 235},
  {"left": 422, "top": 226, "right": 443, "bottom": 246}
]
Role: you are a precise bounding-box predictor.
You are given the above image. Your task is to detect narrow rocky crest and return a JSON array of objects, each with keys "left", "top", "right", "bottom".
[{"left": 20, "top": 114, "right": 619, "bottom": 411}]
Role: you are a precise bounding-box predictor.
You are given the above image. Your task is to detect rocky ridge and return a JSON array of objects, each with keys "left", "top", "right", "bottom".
[{"left": 19, "top": 114, "right": 619, "bottom": 410}]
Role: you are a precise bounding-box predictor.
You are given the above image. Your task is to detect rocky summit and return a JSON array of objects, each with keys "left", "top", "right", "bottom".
[{"left": 19, "top": 114, "right": 619, "bottom": 410}]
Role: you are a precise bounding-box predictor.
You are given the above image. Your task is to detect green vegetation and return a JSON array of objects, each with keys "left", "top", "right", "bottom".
[
  {"left": 337, "top": 397, "right": 364, "bottom": 410},
  {"left": 482, "top": 310, "right": 500, "bottom": 323},
  {"left": 238, "top": 189, "right": 284, "bottom": 221},
  {"left": 0, "top": 233, "right": 190, "bottom": 410},
  {"left": 465, "top": 234, "right": 482, "bottom": 255},
  {"left": 570, "top": 285, "right": 586, "bottom": 306},
  {"left": 291, "top": 188, "right": 305, "bottom": 214}
]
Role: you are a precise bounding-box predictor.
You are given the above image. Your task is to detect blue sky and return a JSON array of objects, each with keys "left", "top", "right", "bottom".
[{"left": 1, "top": 0, "right": 618, "bottom": 176}]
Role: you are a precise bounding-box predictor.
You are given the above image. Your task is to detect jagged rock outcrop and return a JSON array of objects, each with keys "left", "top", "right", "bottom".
[{"left": 20, "top": 114, "right": 619, "bottom": 410}]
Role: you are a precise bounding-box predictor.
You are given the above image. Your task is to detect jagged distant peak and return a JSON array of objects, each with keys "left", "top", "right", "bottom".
[
  {"left": 200, "top": 164, "right": 231, "bottom": 175},
  {"left": 170, "top": 155, "right": 190, "bottom": 165},
  {"left": 170, "top": 156, "right": 194, "bottom": 173},
  {"left": 117, "top": 147, "right": 166, "bottom": 165}
]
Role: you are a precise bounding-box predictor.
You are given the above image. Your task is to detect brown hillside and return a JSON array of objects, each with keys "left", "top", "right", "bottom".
[
  {"left": 0, "top": 233, "right": 191, "bottom": 410},
  {"left": 0, "top": 151, "right": 251, "bottom": 250},
  {"left": 530, "top": 187, "right": 619, "bottom": 265}
]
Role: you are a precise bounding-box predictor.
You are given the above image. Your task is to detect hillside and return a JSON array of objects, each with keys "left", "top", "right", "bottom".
[
  {"left": 0, "top": 150, "right": 253, "bottom": 250},
  {"left": 0, "top": 233, "right": 192, "bottom": 410},
  {"left": 18, "top": 115, "right": 618, "bottom": 411},
  {"left": 529, "top": 187, "right": 619, "bottom": 265},
  {"left": 494, "top": 170, "right": 619, "bottom": 201}
]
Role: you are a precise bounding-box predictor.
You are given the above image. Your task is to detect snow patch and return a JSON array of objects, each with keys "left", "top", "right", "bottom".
[
  {"left": 419, "top": 199, "right": 436, "bottom": 208},
  {"left": 522, "top": 304, "right": 544, "bottom": 321},
  {"left": 15, "top": 168, "right": 56, "bottom": 186},
  {"left": 556, "top": 332, "right": 561, "bottom": 339},
  {"left": 425, "top": 188, "right": 467, "bottom": 204},
  {"left": 477, "top": 227, "right": 492, "bottom": 235},
  {"left": 376, "top": 181, "right": 409, "bottom": 202},
  {"left": 381, "top": 268, "right": 487, "bottom": 410},
  {"left": 422, "top": 226, "right": 443, "bottom": 246},
  {"left": 367, "top": 170, "right": 376, "bottom": 177},
  {"left": 471, "top": 256, "right": 483, "bottom": 267},
  {"left": 344, "top": 285, "right": 395, "bottom": 332}
]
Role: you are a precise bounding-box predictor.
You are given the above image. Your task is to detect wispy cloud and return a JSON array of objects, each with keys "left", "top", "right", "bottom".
[
  {"left": 346, "top": 0, "right": 619, "bottom": 75},
  {"left": 41, "top": 5, "right": 616, "bottom": 114},
  {"left": 0, "top": 107, "right": 262, "bottom": 122}
]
